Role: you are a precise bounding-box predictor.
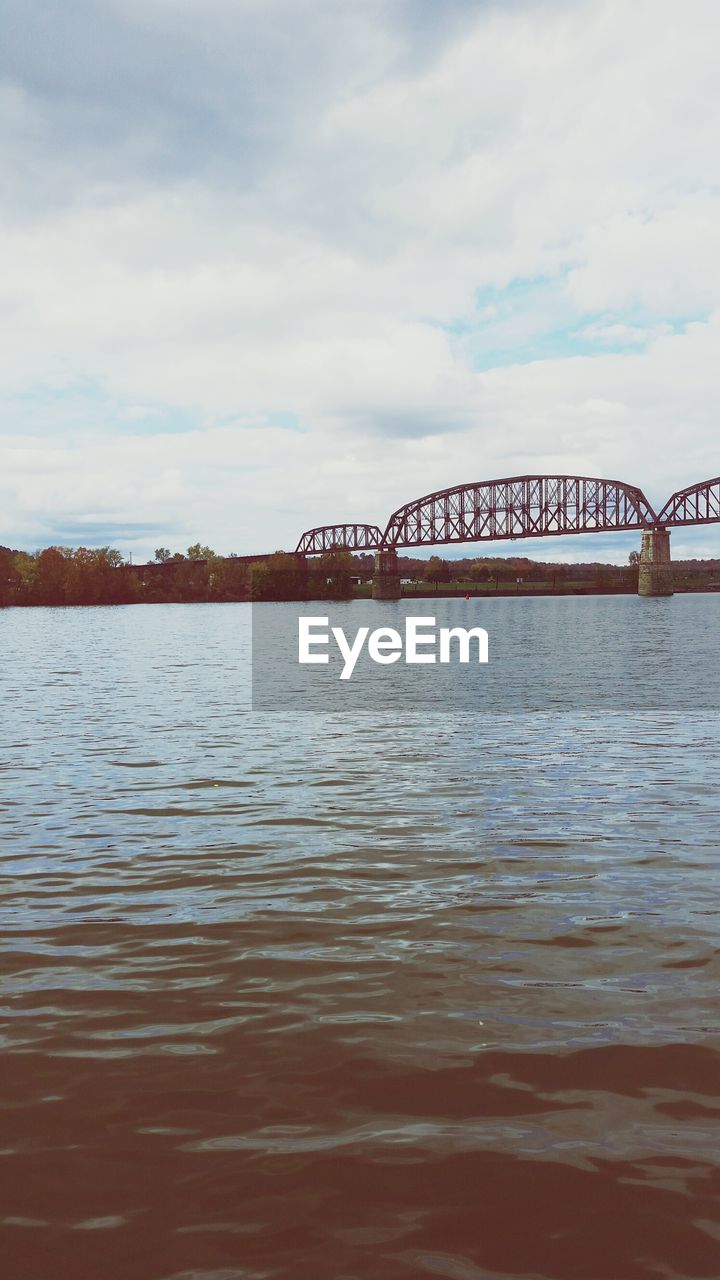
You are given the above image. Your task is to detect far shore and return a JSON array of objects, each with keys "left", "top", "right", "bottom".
[
  {"left": 3, "top": 542, "right": 719, "bottom": 607},
  {"left": 4, "top": 581, "right": 720, "bottom": 608}
]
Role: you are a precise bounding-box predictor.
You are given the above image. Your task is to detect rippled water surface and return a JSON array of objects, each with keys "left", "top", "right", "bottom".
[{"left": 1, "top": 600, "right": 720, "bottom": 1280}]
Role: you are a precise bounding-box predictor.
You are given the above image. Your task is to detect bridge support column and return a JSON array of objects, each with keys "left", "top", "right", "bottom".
[
  {"left": 638, "top": 528, "right": 673, "bottom": 597},
  {"left": 372, "top": 549, "right": 401, "bottom": 600}
]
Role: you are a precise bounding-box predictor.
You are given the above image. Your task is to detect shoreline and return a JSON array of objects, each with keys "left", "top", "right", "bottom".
[{"left": 3, "top": 583, "right": 720, "bottom": 608}]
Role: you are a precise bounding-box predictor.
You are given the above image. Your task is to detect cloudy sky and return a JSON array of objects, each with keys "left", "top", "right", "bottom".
[{"left": 2, "top": 0, "right": 719, "bottom": 563}]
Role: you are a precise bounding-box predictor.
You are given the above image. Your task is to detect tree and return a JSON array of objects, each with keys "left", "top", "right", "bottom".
[
  {"left": 172, "top": 557, "right": 210, "bottom": 601},
  {"left": 251, "top": 553, "right": 307, "bottom": 601},
  {"left": 469, "top": 560, "right": 491, "bottom": 583},
  {"left": 211, "top": 556, "right": 249, "bottom": 601},
  {"left": 318, "top": 548, "right": 353, "bottom": 599},
  {"left": 484, "top": 557, "right": 514, "bottom": 589},
  {"left": 626, "top": 549, "right": 641, "bottom": 589},
  {"left": 0, "top": 546, "right": 20, "bottom": 606},
  {"left": 154, "top": 548, "right": 172, "bottom": 563},
  {"left": 64, "top": 547, "right": 126, "bottom": 605},
  {"left": 12, "top": 553, "right": 37, "bottom": 602},
  {"left": 187, "top": 543, "right": 216, "bottom": 561},
  {"left": 35, "top": 546, "right": 71, "bottom": 604},
  {"left": 425, "top": 556, "right": 442, "bottom": 587},
  {"left": 249, "top": 561, "right": 269, "bottom": 600}
]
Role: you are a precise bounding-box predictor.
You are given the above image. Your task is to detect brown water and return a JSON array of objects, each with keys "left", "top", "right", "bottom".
[{"left": 1, "top": 602, "right": 720, "bottom": 1280}]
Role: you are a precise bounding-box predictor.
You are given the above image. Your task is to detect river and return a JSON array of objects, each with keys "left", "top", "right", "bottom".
[{"left": 1, "top": 598, "right": 719, "bottom": 1280}]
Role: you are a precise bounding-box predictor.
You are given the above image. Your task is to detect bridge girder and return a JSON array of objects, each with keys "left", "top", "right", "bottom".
[
  {"left": 294, "top": 472, "right": 720, "bottom": 559},
  {"left": 657, "top": 476, "right": 720, "bottom": 527},
  {"left": 381, "top": 475, "right": 658, "bottom": 549},
  {"left": 295, "top": 523, "right": 384, "bottom": 555}
]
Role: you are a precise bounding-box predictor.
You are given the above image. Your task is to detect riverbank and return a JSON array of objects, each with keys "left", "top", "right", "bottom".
[
  {"left": 356, "top": 582, "right": 720, "bottom": 599},
  {"left": 3, "top": 540, "right": 719, "bottom": 607}
]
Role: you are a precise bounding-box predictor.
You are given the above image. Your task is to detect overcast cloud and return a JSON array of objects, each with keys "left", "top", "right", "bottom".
[{"left": 1, "top": 0, "right": 719, "bottom": 561}]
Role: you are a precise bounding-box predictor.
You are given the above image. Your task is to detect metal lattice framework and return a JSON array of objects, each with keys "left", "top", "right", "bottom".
[
  {"left": 657, "top": 476, "right": 720, "bottom": 527},
  {"left": 381, "top": 475, "right": 658, "bottom": 549},
  {"left": 295, "top": 523, "right": 384, "bottom": 554}
]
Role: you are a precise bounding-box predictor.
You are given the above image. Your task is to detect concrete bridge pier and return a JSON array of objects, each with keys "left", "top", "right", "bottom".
[
  {"left": 638, "top": 528, "right": 673, "bottom": 597},
  {"left": 372, "top": 548, "right": 401, "bottom": 600}
]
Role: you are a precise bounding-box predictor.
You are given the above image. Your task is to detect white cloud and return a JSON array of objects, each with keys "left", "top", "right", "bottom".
[{"left": 1, "top": 0, "right": 720, "bottom": 561}]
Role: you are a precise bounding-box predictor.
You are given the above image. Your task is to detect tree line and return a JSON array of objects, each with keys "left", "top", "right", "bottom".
[
  {"left": 3, "top": 542, "right": 717, "bottom": 608},
  {"left": 0, "top": 544, "right": 357, "bottom": 607},
  {"left": 419, "top": 553, "right": 637, "bottom": 589}
]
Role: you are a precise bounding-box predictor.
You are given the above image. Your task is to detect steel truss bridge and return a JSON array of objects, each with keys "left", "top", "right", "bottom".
[
  {"left": 657, "top": 477, "right": 720, "bottom": 527},
  {"left": 295, "top": 474, "right": 720, "bottom": 555},
  {"left": 295, "top": 522, "right": 385, "bottom": 555}
]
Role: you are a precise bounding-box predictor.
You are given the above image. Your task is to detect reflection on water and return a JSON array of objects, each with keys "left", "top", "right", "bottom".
[{"left": 1, "top": 601, "right": 719, "bottom": 1280}]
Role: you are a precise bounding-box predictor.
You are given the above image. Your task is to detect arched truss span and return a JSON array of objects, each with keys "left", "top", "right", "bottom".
[
  {"left": 657, "top": 477, "right": 720, "bottom": 527},
  {"left": 296, "top": 523, "right": 383, "bottom": 555},
  {"left": 382, "top": 475, "right": 658, "bottom": 549}
]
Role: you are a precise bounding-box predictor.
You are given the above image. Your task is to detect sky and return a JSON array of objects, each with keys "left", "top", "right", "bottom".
[{"left": 1, "top": 0, "right": 719, "bottom": 565}]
